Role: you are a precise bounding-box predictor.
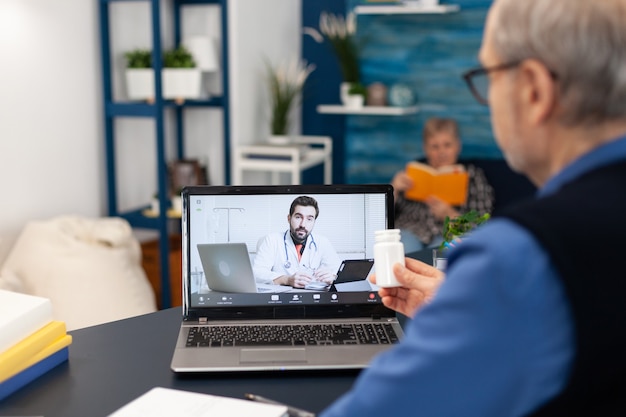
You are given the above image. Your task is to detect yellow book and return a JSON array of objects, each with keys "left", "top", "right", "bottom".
[
  {"left": 0, "top": 321, "right": 70, "bottom": 381},
  {"left": 404, "top": 161, "right": 469, "bottom": 206},
  {"left": 0, "top": 334, "right": 72, "bottom": 383}
]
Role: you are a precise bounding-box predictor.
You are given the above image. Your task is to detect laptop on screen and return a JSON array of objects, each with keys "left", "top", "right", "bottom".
[{"left": 170, "top": 184, "right": 403, "bottom": 373}]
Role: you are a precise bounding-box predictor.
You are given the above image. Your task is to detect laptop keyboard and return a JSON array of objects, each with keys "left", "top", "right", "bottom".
[{"left": 186, "top": 323, "right": 400, "bottom": 347}]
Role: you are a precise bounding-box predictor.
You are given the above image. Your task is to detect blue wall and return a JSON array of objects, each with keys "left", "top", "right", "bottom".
[{"left": 303, "top": 0, "right": 499, "bottom": 184}]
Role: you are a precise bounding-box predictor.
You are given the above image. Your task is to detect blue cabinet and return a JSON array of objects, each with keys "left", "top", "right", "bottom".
[{"left": 98, "top": 0, "right": 230, "bottom": 308}]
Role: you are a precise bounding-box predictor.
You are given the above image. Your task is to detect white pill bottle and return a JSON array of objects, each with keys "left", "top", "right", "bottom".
[{"left": 373, "top": 229, "right": 405, "bottom": 287}]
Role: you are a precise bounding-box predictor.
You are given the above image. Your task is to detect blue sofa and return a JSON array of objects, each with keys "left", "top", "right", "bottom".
[{"left": 461, "top": 158, "right": 537, "bottom": 215}]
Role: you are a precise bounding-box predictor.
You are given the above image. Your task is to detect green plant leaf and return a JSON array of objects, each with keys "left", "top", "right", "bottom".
[
  {"left": 440, "top": 210, "right": 490, "bottom": 250},
  {"left": 163, "top": 46, "right": 196, "bottom": 68},
  {"left": 125, "top": 49, "right": 152, "bottom": 69}
]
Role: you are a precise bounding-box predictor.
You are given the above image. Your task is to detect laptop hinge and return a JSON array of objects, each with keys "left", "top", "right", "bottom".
[{"left": 199, "top": 317, "right": 208, "bottom": 324}]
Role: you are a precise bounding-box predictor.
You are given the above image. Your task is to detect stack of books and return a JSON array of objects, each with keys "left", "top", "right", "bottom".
[{"left": 0, "top": 289, "right": 72, "bottom": 401}]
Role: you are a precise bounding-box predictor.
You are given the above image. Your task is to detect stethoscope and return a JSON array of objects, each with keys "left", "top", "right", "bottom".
[{"left": 283, "top": 230, "right": 318, "bottom": 269}]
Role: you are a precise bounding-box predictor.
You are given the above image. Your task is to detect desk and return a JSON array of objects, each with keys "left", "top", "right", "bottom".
[
  {"left": 0, "top": 308, "right": 358, "bottom": 417},
  {"left": 232, "top": 136, "right": 332, "bottom": 185}
]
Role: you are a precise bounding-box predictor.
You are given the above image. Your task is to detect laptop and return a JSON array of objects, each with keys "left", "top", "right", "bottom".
[
  {"left": 197, "top": 243, "right": 291, "bottom": 293},
  {"left": 171, "top": 184, "right": 404, "bottom": 372}
]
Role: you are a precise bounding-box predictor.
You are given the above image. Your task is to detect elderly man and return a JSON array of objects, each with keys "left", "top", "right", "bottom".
[{"left": 320, "top": 0, "right": 626, "bottom": 416}]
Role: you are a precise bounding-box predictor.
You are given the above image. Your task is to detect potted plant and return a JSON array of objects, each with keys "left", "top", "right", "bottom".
[
  {"left": 170, "top": 187, "right": 184, "bottom": 214},
  {"left": 124, "top": 46, "right": 201, "bottom": 103},
  {"left": 150, "top": 192, "right": 160, "bottom": 215},
  {"left": 162, "top": 45, "right": 202, "bottom": 103},
  {"left": 433, "top": 210, "right": 490, "bottom": 270},
  {"left": 266, "top": 58, "right": 315, "bottom": 143},
  {"left": 124, "top": 49, "right": 155, "bottom": 101},
  {"left": 304, "top": 12, "right": 360, "bottom": 105},
  {"left": 346, "top": 83, "right": 367, "bottom": 109}
]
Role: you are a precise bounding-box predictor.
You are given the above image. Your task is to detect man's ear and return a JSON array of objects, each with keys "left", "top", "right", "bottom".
[{"left": 518, "top": 59, "right": 558, "bottom": 126}]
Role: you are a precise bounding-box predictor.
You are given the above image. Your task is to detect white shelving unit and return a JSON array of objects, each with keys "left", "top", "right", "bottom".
[
  {"left": 316, "top": 105, "right": 419, "bottom": 116},
  {"left": 232, "top": 136, "right": 333, "bottom": 185},
  {"left": 354, "top": 4, "right": 460, "bottom": 15}
]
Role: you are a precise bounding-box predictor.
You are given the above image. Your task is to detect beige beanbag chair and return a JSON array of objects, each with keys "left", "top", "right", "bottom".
[{"left": 0, "top": 216, "right": 157, "bottom": 330}]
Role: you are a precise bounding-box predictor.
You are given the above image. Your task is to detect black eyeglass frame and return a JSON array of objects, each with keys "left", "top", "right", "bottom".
[
  {"left": 462, "top": 60, "right": 559, "bottom": 106},
  {"left": 461, "top": 61, "right": 522, "bottom": 106},
  {"left": 462, "top": 60, "right": 522, "bottom": 106}
]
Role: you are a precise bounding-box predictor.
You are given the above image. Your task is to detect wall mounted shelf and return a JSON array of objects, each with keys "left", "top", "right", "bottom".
[
  {"left": 354, "top": 4, "right": 460, "bottom": 15},
  {"left": 317, "top": 104, "right": 419, "bottom": 116}
]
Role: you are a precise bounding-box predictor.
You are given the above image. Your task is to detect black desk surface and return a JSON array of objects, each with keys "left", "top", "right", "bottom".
[
  {"left": 0, "top": 250, "right": 432, "bottom": 416},
  {"left": 0, "top": 307, "right": 359, "bottom": 417}
]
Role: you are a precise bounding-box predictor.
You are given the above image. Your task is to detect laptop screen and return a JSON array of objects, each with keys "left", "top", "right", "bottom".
[{"left": 182, "top": 184, "right": 394, "bottom": 314}]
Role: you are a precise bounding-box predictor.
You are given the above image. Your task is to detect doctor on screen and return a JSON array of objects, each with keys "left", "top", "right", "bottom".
[{"left": 253, "top": 196, "right": 341, "bottom": 288}]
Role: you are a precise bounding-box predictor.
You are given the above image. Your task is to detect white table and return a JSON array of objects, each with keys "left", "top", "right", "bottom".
[{"left": 232, "top": 136, "right": 332, "bottom": 185}]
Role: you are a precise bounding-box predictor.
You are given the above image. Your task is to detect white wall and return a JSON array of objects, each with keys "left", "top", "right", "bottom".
[
  {"left": 230, "top": 0, "right": 302, "bottom": 185},
  {"left": 0, "top": 1, "right": 104, "bottom": 263},
  {"left": 0, "top": 0, "right": 300, "bottom": 264}
]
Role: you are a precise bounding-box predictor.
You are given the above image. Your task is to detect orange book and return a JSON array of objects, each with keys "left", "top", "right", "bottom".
[{"left": 403, "top": 161, "right": 469, "bottom": 206}]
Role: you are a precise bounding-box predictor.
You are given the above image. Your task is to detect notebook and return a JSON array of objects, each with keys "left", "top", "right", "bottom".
[{"left": 171, "top": 184, "right": 404, "bottom": 372}]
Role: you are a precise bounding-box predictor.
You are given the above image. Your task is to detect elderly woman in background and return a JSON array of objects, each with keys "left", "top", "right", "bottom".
[{"left": 391, "top": 117, "right": 494, "bottom": 252}]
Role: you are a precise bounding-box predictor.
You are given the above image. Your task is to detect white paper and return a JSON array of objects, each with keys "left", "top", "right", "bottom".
[{"left": 108, "top": 387, "right": 288, "bottom": 417}]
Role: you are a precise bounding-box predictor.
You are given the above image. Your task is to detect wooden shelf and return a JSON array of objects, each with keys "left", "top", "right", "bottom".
[
  {"left": 354, "top": 4, "right": 460, "bottom": 15},
  {"left": 142, "top": 208, "right": 182, "bottom": 219},
  {"left": 317, "top": 104, "right": 419, "bottom": 116}
]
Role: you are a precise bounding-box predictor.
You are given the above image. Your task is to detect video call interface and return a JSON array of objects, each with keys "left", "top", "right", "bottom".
[{"left": 186, "top": 191, "right": 389, "bottom": 307}]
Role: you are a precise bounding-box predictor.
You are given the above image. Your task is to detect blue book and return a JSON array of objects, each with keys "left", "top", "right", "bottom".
[{"left": 0, "top": 347, "right": 68, "bottom": 401}]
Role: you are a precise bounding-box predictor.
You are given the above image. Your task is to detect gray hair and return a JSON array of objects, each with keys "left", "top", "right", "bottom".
[{"left": 491, "top": 0, "right": 626, "bottom": 126}]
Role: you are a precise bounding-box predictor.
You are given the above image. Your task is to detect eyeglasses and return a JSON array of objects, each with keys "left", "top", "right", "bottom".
[{"left": 462, "top": 61, "right": 522, "bottom": 105}]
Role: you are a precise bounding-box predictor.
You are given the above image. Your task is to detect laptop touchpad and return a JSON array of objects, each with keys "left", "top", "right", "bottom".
[{"left": 240, "top": 348, "right": 307, "bottom": 363}]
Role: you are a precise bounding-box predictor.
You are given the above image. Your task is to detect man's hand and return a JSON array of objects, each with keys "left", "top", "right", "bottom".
[
  {"left": 274, "top": 271, "right": 314, "bottom": 288},
  {"left": 370, "top": 257, "right": 444, "bottom": 318},
  {"left": 313, "top": 269, "right": 337, "bottom": 284}
]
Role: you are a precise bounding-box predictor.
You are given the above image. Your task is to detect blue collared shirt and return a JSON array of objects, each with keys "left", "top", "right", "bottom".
[{"left": 320, "top": 136, "right": 626, "bottom": 417}]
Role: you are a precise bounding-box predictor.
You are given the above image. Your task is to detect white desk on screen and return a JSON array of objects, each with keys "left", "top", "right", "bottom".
[{"left": 232, "top": 136, "right": 332, "bottom": 185}]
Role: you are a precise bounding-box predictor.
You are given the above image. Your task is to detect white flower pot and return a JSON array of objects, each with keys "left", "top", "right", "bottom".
[
  {"left": 162, "top": 68, "right": 202, "bottom": 100},
  {"left": 171, "top": 196, "right": 182, "bottom": 213},
  {"left": 126, "top": 68, "right": 202, "bottom": 101},
  {"left": 340, "top": 82, "right": 353, "bottom": 105},
  {"left": 268, "top": 135, "right": 291, "bottom": 145},
  {"left": 345, "top": 94, "right": 364, "bottom": 109},
  {"left": 126, "top": 69, "right": 155, "bottom": 101},
  {"left": 150, "top": 197, "right": 160, "bottom": 215}
]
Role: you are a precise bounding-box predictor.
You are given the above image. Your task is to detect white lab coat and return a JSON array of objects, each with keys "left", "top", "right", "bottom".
[{"left": 253, "top": 231, "right": 341, "bottom": 284}]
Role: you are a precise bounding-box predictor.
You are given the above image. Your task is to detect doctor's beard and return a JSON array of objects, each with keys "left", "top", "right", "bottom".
[{"left": 290, "top": 227, "right": 309, "bottom": 244}]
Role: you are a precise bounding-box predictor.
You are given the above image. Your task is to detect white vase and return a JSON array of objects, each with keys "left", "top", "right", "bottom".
[
  {"left": 345, "top": 94, "right": 364, "bottom": 109},
  {"left": 340, "top": 82, "right": 353, "bottom": 106},
  {"left": 150, "top": 198, "right": 160, "bottom": 215},
  {"left": 162, "top": 68, "right": 202, "bottom": 100},
  {"left": 171, "top": 196, "right": 182, "bottom": 213},
  {"left": 126, "top": 69, "right": 155, "bottom": 101},
  {"left": 268, "top": 135, "right": 291, "bottom": 144}
]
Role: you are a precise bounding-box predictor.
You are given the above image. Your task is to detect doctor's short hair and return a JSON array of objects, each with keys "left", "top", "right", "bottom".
[{"left": 289, "top": 196, "right": 319, "bottom": 218}]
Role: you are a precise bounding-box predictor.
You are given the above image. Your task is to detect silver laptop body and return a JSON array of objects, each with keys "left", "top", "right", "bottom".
[
  {"left": 197, "top": 243, "right": 291, "bottom": 293},
  {"left": 171, "top": 184, "right": 404, "bottom": 373}
]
